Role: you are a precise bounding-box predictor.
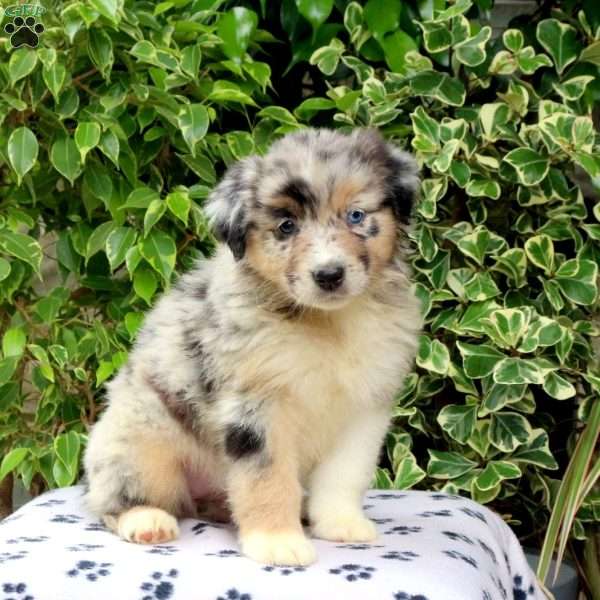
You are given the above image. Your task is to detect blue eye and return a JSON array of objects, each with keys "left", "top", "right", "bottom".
[
  {"left": 278, "top": 219, "right": 297, "bottom": 235},
  {"left": 347, "top": 209, "right": 365, "bottom": 225}
]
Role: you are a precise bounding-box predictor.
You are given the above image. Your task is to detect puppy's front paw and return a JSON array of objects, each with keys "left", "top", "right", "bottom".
[
  {"left": 116, "top": 506, "right": 179, "bottom": 544},
  {"left": 312, "top": 512, "right": 377, "bottom": 543},
  {"left": 240, "top": 530, "right": 317, "bottom": 566}
]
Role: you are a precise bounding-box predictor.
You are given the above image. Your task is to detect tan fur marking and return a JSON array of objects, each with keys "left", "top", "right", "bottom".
[
  {"left": 329, "top": 178, "right": 366, "bottom": 214},
  {"left": 366, "top": 210, "right": 397, "bottom": 271}
]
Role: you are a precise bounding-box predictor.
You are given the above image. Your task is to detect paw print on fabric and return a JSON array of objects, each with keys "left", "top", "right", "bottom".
[
  {"left": 384, "top": 525, "right": 422, "bottom": 536},
  {"left": 482, "top": 591, "right": 493, "bottom": 600},
  {"left": 1, "top": 582, "right": 34, "bottom": 600},
  {"left": 513, "top": 575, "right": 536, "bottom": 600},
  {"left": 329, "top": 563, "right": 376, "bottom": 582},
  {"left": 441, "top": 531, "right": 474, "bottom": 545},
  {"left": 490, "top": 573, "right": 508, "bottom": 600},
  {"left": 139, "top": 569, "right": 178, "bottom": 600},
  {"left": 372, "top": 517, "right": 394, "bottom": 525},
  {"left": 393, "top": 592, "right": 429, "bottom": 600},
  {"left": 368, "top": 493, "right": 406, "bottom": 500},
  {"left": 34, "top": 499, "right": 65, "bottom": 508},
  {"left": 205, "top": 549, "right": 240, "bottom": 558},
  {"left": 459, "top": 507, "right": 487, "bottom": 523},
  {"left": 146, "top": 545, "right": 179, "bottom": 556},
  {"left": 443, "top": 549, "right": 478, "bottom": 569},
  {"left": 262, "top": 565, "right": 306, "bottom": 576},
  {"left": 50, "top": 514, "right": 82, "bottom": 524},
  {"left": 0, "top": 550, "right": 28, "bottom": 564},
  {"left": 84, "top": 521, "right": 108, "bottom": 532},
  {"left": 216, "top": 589, "right": 251, "bottom": 600},
  {"left": 336, "top": 543, "right": 385, "bottom": 550},
  {"left": 430, "top": 493, "right": 461, "bottom": 501},
  {"left": 381, "top": 551, "right": 419, "bottom": 561},
  {"left": 191, "top": 521, "right": 222, "bottom": 536},
  {"left": 4, "top": 15, "right": 44, "bottom": 48},
  {"left": 6, "top": 536, "right": 49, "bottom": 544},
  {"left": 477, "top": 539, "right": 498, "bottom": 564},
  {"left": 66, "top": 560, "right": 112, "bottom": 581},
  {"left": 417, "top": 509, "right": 452, "bottom": 518},
  {"left": 362, "top": 504, "right": 374, "bottom": 510},
  {"left": 66, "top": 544, "right": 105, "bottom": 552}
]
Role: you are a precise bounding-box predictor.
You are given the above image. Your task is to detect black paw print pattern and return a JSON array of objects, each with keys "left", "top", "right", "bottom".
[
  {"left": 381, "top": 550, "right": 419, "bottom": 561},
  {"left": 1, "top": 582, "right": 33, "bottom": 600},
  {"left": 191, "top": 521, "right": 222, "bottom": 536},
  {"left": 146, "top": 545, "right": 179, "bottom": 556},
  {"left": 430, "top": 493, "right": 462, "bottom": 501},
  {"left": 443, "top": 549, "right": 478, "bottom": 569},
  {"left": 482, "top": 591, "right": 493, "bottom": 600},
  {"left": 441, "top": 531, "right": 474, "bottom": 545},
  {"left": 140, "top": 570, "right": 178, "bottom": 600},
  {"left": 393, "top": 593, "right": 429, "bottom": 600},
  {"left": 459, "top": 507, "right": 487, "bottom": 523},
  {"left": 417, "top": 509, "right": 452, "bottom": 518},
  {"left": 216, "top": 589, "right": 252, "bottom": 600},
  {"left": 384, "top": 525, "right": 422, "bottom": 536},
  {"left": 512, "top": 575, "right": 536, "bottom": 600},
  {"left": 66, "top": 544, "right": 105, "bottom": 552},
  {"left": 6, "top": 536, "right": 48, "bottom": 544},
  {"left": 4, "top": 16, "right": 44, "bottom": 48},
  {"left": 368, "top": 493, "right": 407, "bottom": 500},
  {"left": 490, "top": 573, "right": 508, "bottom": 600},
  {"left": 478, "top": 539, "right": 498, "bottom": 564},
  {"left": 50, "top": 514, "right": 82, "bottom": 524},
  {"left": 34, "top": 499, "right": 65, "bottom": 508},
  {"left": 329, "top": 563, "right": 376, "bottom": 582},
  {"left": 0, "top": 550, "right": 28, "bottom": 564},
  {"left": 205, "top": 549, "right": 240, "bottom": 558},
  {"left": 362, "top": 504, "right": 374, "bottom": 510},
  {"left": 263, "top": 565, "right": 306, "bottom": 576},
  {"left": 335, "top": 543, "right": 385, "bottom": 550},
  {"left": 84, "top": 521, "right": 108, "bottom": 532},
  {"left": 372, "top": 517, "right": 394, "bottom": 525},
  {"left": 66, "top": 560, "right": 112, "bottom": 582}
]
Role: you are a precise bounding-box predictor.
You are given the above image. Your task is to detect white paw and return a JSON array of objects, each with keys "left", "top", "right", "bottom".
[
  {"left": 312, "top": 513, "right": 377, "bottom": 543},
  {"left": 240, "top": 530, "right": 317, "bottom": 566},
  {"left": 116, "top": 507, "right": 179, "bottom": 544}
]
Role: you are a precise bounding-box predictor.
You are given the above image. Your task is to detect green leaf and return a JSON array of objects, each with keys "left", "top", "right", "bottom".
[
  {"left": 525, "top": 234, "right": 554, "bottom": 275},
  {"left": 489, "top": 411, "right": 532, "bottom": 452},
  {"left": 416, "top": 336, "right": 450, "bottom": 375},
  {"left": 543, "top": 371, "right": 576, "bottom": 400},
  {"left": 50, "top": 136, "right": 82, "bottom": 185},
  {"left": 86, "top": 221, "right": 117, "bottom": 262},
  {"left": 493, "top": 357, "right": 544, "bottom": 385},
  {"left": 134, "top": 267, "right": 158, "bottom": 305},
  {"left": 580, "top": 40, "right": 600, "bottom": 66},
  {"left": 9, "top": 48, "right": 37, "bottom": 85},
  {"left": 166, "top": 191, "right": 191, "bottom": 226},
  {"left": 427, "top": 450, "right": 477, "bottom": 479},
  {"left": 410, "top": 71, "right": 466, "bottom": 106},
  {"left": 381, "top": 30, "right": 418, "bottom": 71},
  {"left": 98, "top": 129, "right": 120, "bottom": 167},
  {"left": 554, "top": 259, "right": 598, "bottom": 305},
  {"left": 437, "top": 404, "right": 477, "bottom": 443},
  {"left": 393, "top": 454, "right": 426, "bottom": 489},
  {"left": 217, "top": 6, "right": 258, "bottom": 63},
  {"left": 2, "top": 328, "right": 27, "bottom": 358},
  {"left": 178, "top": 104, "right": 209, "bottom": 156},
  {"left": 503, "top": 29, "right": 523, "bottom": 52},
  {"left": 0, "top": 231, "right": 42, "bottom": 274},
  {"left": 454, "top": 26, "right": 491, "bottom": 66},
  {"left": 144, "top": 199, "right": 167, "bottom": 237},
  {"left": 0, "top": 258, "right": 10, "bottom": 282},
  {"left": 536, "top": 18, "right": 581, "bottom": 74},
  {"left": 504, "top": 148, "right": 550, "bottom": 186},
  {"left": 42, "top": 61, "right": 67, "bottom": 102},
  {"left": 297, "top": 0, "right": 334, "bottom": 32},
  {"left": 7, "top": 127, "right": 39, "bottom": 185},
  {"left": 0, "top": 356, "right": 18, "bottom": 386},
  {"left": 481, "top": 383, "right": 527, "bottom": 416},
  {"left": 511, "top": 429, "right": 558, "bottom": 470},
  {"left": 0, "top": 448, "right": 29, "bottom": 482},
  {"left": 475, "top": 460, "right": 521, "bottom": 491},
  {"left": 310, "top": 38, "right": 345, "bottom": 75},
  {"left": 54, "top": 431, "right": 81, "bottom": 471},
  {"left": 74, "top": 122, "right": 101, "bottom": 163},
  {"left": 457, "top": 341, "right": 505, "bottom": 378},
  {"left": 465, "top": 178, "right": 500, "bottom": 199},
  {"left": 456, "top": 226, "right": 507, "bottom": 265},
  {"left": 464, "top": 272, "right": 500, "bottom": 302},
  {"left": 89, "top": 0, "right": 119, "bottom": 21},
  {"left": 181, "top": 44, "right": 202, "bottom": 78},
  {"left": 483, "top": 308, "right": 529, "bottom": 349},
  {"left": 87, "top": 27, "right": 114, "bottom": 79},
  {"left": 140, "top": 230, "right": 176, "bottom": 282},
  {"left": 105, "top": 227, "right": 136, "bottom": 271}
]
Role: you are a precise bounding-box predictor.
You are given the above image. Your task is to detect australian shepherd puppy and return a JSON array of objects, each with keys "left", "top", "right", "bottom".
[{"left": 83, "top": 128, "right": 422, "bottom": 566}]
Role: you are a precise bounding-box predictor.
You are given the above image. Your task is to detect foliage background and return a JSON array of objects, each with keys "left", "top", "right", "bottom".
[{"left": 0, "top": 0, "right": 598, "bottom": 579}]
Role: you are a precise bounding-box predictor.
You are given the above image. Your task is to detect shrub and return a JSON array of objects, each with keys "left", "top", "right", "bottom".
[{"left": 0, "top": 0, "right": 598, "bottom": 561}]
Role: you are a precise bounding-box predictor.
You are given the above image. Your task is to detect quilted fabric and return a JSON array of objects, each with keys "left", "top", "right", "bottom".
[{"left": 0, "top": 486, "right": 543, "bottom": 600}]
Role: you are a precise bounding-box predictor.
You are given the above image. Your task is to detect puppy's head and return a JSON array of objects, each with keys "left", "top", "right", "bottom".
[{"left": 205, "top": 128, "right": 418, "bottom": 310}]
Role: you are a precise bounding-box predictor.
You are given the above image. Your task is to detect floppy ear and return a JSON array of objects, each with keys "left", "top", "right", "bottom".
[
  {"left": 382, "top": 143, "right": 420, "bottom": 225},
  {"left": 204, "top": 157, "right": 261, "bottom": 260}
]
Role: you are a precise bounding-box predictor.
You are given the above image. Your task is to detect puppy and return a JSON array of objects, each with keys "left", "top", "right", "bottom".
[{"left": 83, "top": 128, "right": 422, "bottom": 566}]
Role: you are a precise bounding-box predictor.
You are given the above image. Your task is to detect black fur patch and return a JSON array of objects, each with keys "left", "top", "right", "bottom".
[
  {"left": 225, "top": 424, "right": 264, "bottom": 459},
  {"left": 367, "top": 219, "right": 380, "bottom": 237},
  {"left": 279, "top": 178, "right": 318, "bottom": 215}
]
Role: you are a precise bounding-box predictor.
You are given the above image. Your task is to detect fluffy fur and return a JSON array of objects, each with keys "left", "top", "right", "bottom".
[{"left": 83, "top": 128, "right": 422, "bottom": 566}]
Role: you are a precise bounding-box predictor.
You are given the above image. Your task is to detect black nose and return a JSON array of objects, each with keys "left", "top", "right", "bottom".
[{"left": 312, "top": 265, "right": 345, "bottom": 291}]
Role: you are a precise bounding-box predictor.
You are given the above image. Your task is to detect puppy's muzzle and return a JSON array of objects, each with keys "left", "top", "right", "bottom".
[{"left": 312, "top": 264, "right": 345, "bottom": 291}]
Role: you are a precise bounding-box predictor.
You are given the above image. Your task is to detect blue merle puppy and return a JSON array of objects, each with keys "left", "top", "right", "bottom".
[{"left": 83, "top": 128, "right": 421, "bottom": 566}]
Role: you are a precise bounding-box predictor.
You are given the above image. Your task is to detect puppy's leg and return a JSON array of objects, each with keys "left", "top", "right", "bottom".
[
  {"left": 308, "top": 410, "right": 390, "bottom": 543},
  {"left": 224, "top": 413, "right": 316, "bottom": 566}
]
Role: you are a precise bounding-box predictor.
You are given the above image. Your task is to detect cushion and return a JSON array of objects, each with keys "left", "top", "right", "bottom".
[{"left": 0, "top": 486, "right": 543, "bottom": 600}]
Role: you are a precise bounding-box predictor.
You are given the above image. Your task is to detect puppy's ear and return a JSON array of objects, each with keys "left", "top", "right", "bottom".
[
  {"left": 204, "top": 157, "right": 261, "bottom": 260},
  {"left": 354, "top": 129, "right": 419, "bottom": 224},
  {"left": 383, "top": 144, "right": 419, "bottom": 225}
]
